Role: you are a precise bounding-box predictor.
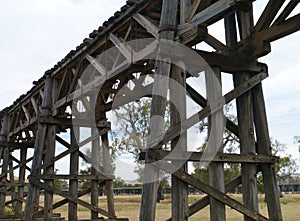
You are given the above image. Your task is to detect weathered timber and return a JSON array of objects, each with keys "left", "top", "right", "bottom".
[
  {"left": 252, "top": 83, "right": 283, "bottom": 220},
  {"left": 139, "top": 150, "right": 279, "bottom": 163},
  {"left": 206, "top": 67, "right": 225, "bottom": 221},
  {"left": 140, "top": 0, "right": 179, "bottom": 220},
  {"left": 69, "top": 127, "right": 79, "bottom": 221},
  {"left": 24, "top": 75, "right": 52, "bottom": 221},
  {"left": 0, "top": 115, "right": 9, "bottom": 214}
]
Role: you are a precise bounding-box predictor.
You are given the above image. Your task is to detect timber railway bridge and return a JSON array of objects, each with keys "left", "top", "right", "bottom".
[{"left": 0, "top": 0, "right": 299, "bottom": 220}]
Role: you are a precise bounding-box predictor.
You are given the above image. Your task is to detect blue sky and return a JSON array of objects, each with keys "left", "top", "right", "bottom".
[{"left": 0, "top": 0, "right": 299, "bottom": 180}]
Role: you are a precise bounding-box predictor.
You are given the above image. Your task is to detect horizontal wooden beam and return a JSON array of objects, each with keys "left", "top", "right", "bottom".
[
  {"left": 139, "top": 150, "right": 279, "bottom": 163},
  {"left": 30, "top": 174, "right": 113, "bottom": 180},
  {"left": 194, "top": 49, "right": 267, "bottom": 73},
  {"left": 39, "top": 116, "right": 111, "bottom": 128}
]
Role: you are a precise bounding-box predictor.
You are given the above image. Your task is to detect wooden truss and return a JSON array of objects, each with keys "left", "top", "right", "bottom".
[{"left": 0, "top": 0, "right": 299, "bottom": 220}]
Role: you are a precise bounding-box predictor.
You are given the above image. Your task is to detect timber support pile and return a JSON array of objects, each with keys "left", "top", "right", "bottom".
[{"left": 0, "top": 0, "right": 299, "bottom": 220}]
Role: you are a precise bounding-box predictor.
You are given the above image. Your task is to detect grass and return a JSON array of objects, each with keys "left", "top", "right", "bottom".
[{"left": 47, "top": 193, "right": 300, "bottom": 221}]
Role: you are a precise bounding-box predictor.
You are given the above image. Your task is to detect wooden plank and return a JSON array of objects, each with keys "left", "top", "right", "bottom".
[
  {"left": 147, "top": 72, "right": 267, "bottom": 150},
  {"left": 140, "top": 0, "right": 179, "bottom": 220},
  {"left": 253, "top": 0, "right": 285, "bottom": 33},
  {"left": 252, "top": 83, "right": 283, "bottom": 220},
  {"left": 155, "top": 160, "right": 268, "bottom": 220},
  {"left": 133, "top": 13, "right": 159, "bottom": 39},
  {"left": 206, "top": 67, "right": 225, "bottom": 221}
]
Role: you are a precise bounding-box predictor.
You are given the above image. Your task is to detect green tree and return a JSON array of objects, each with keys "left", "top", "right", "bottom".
[{"left": 53, "top": 169, "right": 68, "bottom": 191}]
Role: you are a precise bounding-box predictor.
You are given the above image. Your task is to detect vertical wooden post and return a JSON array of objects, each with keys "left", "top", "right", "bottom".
[
  {"left": 16, "top": 148, "right": 27, "bottom": 215},
  {"left": 69, "top": 126, "right": 79, "bottom": 221},
  {"left": 168, "top": 2, "right": 191, "bottom": 219},
  {"left": 8, "top": 158, "right": 16, "bottom": 210},
  {"left": 101, "top": 128, "right": 116, "bottom": 217},
  {"left": 252, "top": 83, "right": 283, "bottom": 220},
  {"left": 206, "top": 67, "right": 225, "bottom": 221},
  {"left": 91, "top": 126, "right": 100, "bottom": 220},
  {"left": 44, "top": 124, "right": 56, "bottom": 220},
  {"left": 225, "top": 10, "right": 258, "bottom": 220},
  {"left": 140, "top": 1, "right": 179, "bottom": 220},
  {"left": 170, "top": 66, "right": 188, "bottom": 220},
  {"left": 0, "top": 114, "right": 9, "bottom": 215},
  {"left": 24, "top": 74, "right": 52, "bottom": 221}
]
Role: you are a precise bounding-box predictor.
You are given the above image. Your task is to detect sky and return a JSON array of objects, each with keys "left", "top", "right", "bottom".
[{"left": 0, "top": 0, "right": 299, "bottom": 180}]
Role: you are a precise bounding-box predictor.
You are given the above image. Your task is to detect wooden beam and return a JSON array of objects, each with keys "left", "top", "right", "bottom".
[
  {"left": 274, "top": 0, "right": 299, "bottom": 24},
  {"left": 39, "top": 116, "right": 111, "bottom": 128},
  {"left": 253, "top": 0, "right": 285, "bottom": 33},
  {"left": 69, "top": 127, "right": 79, "bottom": 221},
  {"left": 170, "top": 55, "right": 188, "bottom": 220},
  {"left": 133, "top": 13, "right": 159, "bottom": 39},
  {"left": 206, "top": 67, "right": 225, "bottom": 221},
  {"left": 252, "top": 83, "right": 283, "bottom": 220},
  {"left": 109, "top": 33, "right": 132, "bottom": 61},
  {"left": 140, "top": 150, "right": 279, "bottom": 163},
  {"left": 140, "top": 0, "right": 179, "bottom": 220},
  {"left": 30, "top": 174, "right": 112, "bottom": 180},
  {"left": 24, "top": 75, "right": 52, "bottom": 221},
  {"left": 178, "top": 0, "right": 251, "bottom": 36},
  {"left": 86, "top": 54, "right": 107, "bottom": 76},
  {"left": 186, "top": 0, "right": 202, "bottom": 23},
  {"left": 0, "top": 114, "right": 9, "bottom": 214},
  {"left": 193, "top": 49, "right": 267, "bottom": 73}
]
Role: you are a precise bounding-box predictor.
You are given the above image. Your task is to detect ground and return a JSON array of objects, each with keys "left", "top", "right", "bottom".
[{"left": 41, "top": 193, "right": 300, "bottom": 220}]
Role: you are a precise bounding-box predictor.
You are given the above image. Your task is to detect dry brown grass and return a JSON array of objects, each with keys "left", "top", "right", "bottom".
[{"left": 47, "top": 193, "right": 300, "bottom": 221}]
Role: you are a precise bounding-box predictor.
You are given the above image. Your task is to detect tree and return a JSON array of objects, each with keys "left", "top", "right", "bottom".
[
  {"left": 111, "top": 98, "right": 170, "bottom": 180},
  {"left": 192, "top": 104, "right": 298, "bottom": 193},
  {"left": 53, "top": 169, "right": 68, "bottom": 191}
]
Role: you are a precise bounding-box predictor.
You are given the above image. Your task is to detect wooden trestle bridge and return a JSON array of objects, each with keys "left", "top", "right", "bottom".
[{"left": 0, "top": 0, "right": 299, "bottom": 220}]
